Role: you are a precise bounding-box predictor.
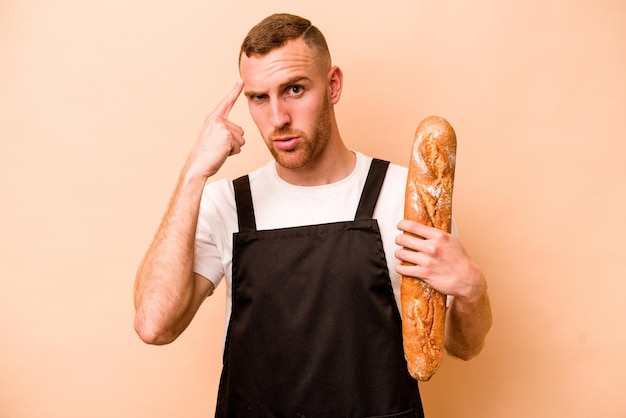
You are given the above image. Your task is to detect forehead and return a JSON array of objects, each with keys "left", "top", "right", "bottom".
[{"left": 240, "top": 39, "right": 322, "bottom": 92}]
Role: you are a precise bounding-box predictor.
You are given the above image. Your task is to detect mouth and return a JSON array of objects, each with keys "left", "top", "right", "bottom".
[{"left": 272, "top": 136, "right": 299, "bottom": 151}]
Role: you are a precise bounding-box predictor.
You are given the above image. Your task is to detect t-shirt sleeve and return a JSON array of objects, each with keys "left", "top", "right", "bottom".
[
  {"left": 193, "top": 182, "right": 231, "bottom": 288},
  {"left": 451, "top": 216, "right": 459, "bottom": 237},
  {"left": 193, "top": 227, "right": 225, "bottom": 288}
]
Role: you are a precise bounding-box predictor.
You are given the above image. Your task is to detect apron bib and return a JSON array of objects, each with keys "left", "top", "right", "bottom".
[{"left": 216, "top": 159, "right": 423, "bottom": 418}]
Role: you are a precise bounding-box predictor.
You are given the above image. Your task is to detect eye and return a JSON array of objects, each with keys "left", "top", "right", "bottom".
[
  {"left": 286, "top": 85, "right": 303, "bottom": 96},
  {"left": 249, "top": 94, "right": 268, "bottom": 103}
]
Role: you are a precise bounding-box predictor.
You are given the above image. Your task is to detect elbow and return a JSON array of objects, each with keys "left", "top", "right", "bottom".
[
  {"left": 445, "top": 317, "right": 492, "bottom": 361},
  {"left": 446, "top": 340, "right": 485, "bottom": 361},
  {"left": 134, "top": 316, "right": 178, "bottom": 346}
]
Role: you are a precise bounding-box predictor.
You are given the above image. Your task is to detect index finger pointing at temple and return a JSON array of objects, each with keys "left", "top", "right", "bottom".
[{"left": 214, "top": 79, "right": 244, "bottom": 118}]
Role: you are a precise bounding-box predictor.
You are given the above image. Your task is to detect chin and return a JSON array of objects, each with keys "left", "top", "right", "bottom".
[{"left": 275, "top": 154, "right": 308, "bottom": 170}]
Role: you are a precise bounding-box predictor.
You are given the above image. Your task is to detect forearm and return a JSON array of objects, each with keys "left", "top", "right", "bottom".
[
  {"left": 444, "top": 273, "right": 492, "bottom": 360},
  {"left": 133, "top": 81, "right": 244, "bottom": 344},
  {"left": 133, "top": 172, "right": 208, "bottom": 345}
]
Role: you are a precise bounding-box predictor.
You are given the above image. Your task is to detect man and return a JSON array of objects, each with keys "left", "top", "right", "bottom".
[{"left": 134, "top": 13, "right": 492, "bottom": 417}]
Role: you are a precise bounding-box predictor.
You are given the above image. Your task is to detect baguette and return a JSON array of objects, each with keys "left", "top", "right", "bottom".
[{"left": 401, "top": 115, "right": 456, "bottom": 381}]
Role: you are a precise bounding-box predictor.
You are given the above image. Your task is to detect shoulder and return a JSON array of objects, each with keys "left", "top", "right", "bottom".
[
  {"left": 369, "top": 155, "right": 408, "bottom": 196},
  {"left": 352, "top": 153, "right": 406, "bottom": 218},
  {"left": 202, "top": 161, "right": 275, "bottom": 203},
  {"left": 352, "top": 152, "right": 407, "bottom": 199},
  {"left": 384, "top": 160, "right": 408, "bottom": 186},
  {"left": 201, "top": 177, "right": 234, "bottom": 207}
]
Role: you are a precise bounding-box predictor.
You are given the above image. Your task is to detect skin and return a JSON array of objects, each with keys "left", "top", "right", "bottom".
[
  {"left": 132, "top": 81, "right": 244, "bottom": 344},
  {"left": 395, "top": 221, "right": 492, "bottom": 359},
  {"left": 240, "top": 38, "right": 354, "bottom": 185},
  {"left": 133, "top": 37, "right": 492, "bottom": 359}
]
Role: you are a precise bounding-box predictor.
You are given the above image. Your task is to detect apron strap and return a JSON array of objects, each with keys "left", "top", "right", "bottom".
[
  {"left": 354, "top": 158, "right": 390, "bottom": 220},
  {"left": 234, "top": 158, "right": 390, "bottom": 229},
  {"left": 233, "top": 175, "right": 257, "bottom": 232}
]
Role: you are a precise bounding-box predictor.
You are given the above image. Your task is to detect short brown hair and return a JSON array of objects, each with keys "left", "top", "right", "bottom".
[{"left": 239, "top": 13, "right": 331, "bottom": 65}]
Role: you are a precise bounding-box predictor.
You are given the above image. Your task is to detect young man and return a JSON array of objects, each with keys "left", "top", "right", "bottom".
[{"left": 134, "top": 13, "right": 492, "bottom": 417}]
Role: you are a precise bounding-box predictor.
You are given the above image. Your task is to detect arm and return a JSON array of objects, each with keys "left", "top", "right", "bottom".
[
  {"left": 444, "top": 274, "right": 492, "bottom": 360},
  {"left": 133, "top": 80, "right": 245, "bottom": 345},
  {"left": 395, "top": 220, "right": 492, "bottom": 360}
]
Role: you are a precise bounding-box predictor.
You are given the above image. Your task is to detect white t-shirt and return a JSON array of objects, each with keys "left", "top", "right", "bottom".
[{"left": 194, "top": 152, "right": 454, "bottom": 323}]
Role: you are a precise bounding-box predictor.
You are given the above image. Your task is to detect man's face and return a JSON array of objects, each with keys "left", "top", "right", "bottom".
[{"left": 240, "top": 38, "right": 332, "bottom": 170}]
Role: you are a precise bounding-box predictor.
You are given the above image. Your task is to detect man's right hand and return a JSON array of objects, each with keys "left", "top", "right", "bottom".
[{"left": 183, "top": 79, "right": 245, "bottom": 180}]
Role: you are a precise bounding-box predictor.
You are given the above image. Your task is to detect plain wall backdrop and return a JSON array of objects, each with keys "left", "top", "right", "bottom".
[{"left": 1, "top": 0, "right": 625, "bottom": 417}]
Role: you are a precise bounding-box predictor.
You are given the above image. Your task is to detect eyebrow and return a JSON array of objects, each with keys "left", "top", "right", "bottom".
[{"left": 244, "top": 75, "right": 311, "bottom": 98}]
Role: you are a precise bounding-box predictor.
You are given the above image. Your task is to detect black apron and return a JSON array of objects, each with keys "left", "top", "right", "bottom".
[{"left": 215, "top": 159, "right": 423, "bottom": 418}]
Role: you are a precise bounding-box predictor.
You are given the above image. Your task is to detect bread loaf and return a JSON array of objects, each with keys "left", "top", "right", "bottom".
[{"left": 401, "top": 115, "right": 456, "bottom": 381}]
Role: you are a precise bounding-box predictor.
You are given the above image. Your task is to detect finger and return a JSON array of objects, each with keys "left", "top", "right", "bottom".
[
  {"left": 395, "top": 232, "right": 424, "bottom": 251},
  {"left": 395, "top": 261, "right": 431, "bottom": 285},
  {"left": 230, "top": 133, "right": 245, "bottom": 155},
  {"left": 229, "top": 142, "right": 242, "bottom": 156},
  {"left": 225, "top": 119, "right": 244, "bottom": 136},
  {"left": 227, "top": 125, "right": 246, "bottom": 156},
  {"left": 396, "top": 262, "right": 426, "bottom": 278},
  {"left": 397, "top": 219, "right": 438, "bottom": 239},
  {"left": 395, "top": 229, "right": 437, "bottom": 258},
  {"left": 214, "top": 79, "right": 244, "bottom": 118},
  {"left": 396, "top": 247, "right": 418, "bottom": 264}
]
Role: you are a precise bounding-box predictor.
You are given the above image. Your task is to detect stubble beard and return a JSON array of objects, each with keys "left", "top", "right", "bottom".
[{"left": 267, "top": 96, "right": 332, "bottom": 170}]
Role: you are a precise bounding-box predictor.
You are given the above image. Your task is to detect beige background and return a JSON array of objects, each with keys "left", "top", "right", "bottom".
[{"left": 2, "top": 0, "right": 625, "bottom": 417}]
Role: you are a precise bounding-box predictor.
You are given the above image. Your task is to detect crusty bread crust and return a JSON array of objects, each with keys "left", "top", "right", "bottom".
[{"left": 401, "top": 115, "right": 456, "bottom": 381}]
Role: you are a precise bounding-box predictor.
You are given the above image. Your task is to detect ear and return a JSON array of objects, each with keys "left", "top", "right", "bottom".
[{"left": 327, "top": 66, "right": 343, "bottom": 105}]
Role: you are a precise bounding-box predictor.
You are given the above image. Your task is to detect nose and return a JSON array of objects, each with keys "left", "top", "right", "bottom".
[{"left": 269, "top": 99, "right": 291, "bottom": 129}]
